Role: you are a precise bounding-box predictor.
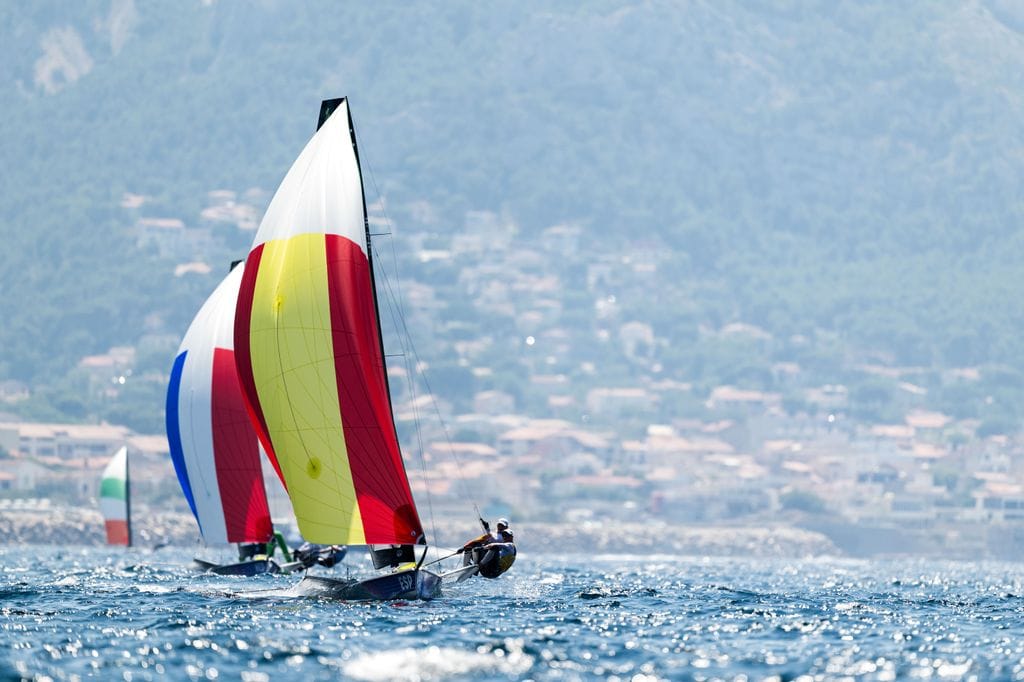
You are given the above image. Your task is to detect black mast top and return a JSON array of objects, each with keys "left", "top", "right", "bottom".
[{"left": 318, "top": 98, "right": 345, "bottom": 132}]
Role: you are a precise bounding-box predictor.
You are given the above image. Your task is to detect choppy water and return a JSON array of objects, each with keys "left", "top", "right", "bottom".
[{"left": 3, "top": 547, "right": 1024, "bottom": 680}]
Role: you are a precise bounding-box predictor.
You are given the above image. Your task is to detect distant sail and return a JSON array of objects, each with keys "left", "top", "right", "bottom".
[
  {"left": 234, "top": 98, "right": 424, "bottom": 546},
  {"left": 100, "top": 446, "right": 130, "bottom": 546},
  {"left": 166, "top": 265, "right": 273, "bottom": 545}
]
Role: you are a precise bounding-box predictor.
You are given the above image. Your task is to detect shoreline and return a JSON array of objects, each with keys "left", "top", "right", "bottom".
[
  {"left": 6, "top": 506, "right": 1024, "bottom": 561},
  {"left": 0, "top": 505, "right": 838, "bottom": 557}
]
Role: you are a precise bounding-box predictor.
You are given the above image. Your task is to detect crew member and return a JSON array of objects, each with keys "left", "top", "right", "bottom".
[{"left": 458, "top": 518, "right": 516, "bottom": 578}]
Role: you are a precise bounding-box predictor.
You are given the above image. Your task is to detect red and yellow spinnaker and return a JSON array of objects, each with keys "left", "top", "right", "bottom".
[{"left": 234, "top": 98, "right": 423, "bottom": 546}]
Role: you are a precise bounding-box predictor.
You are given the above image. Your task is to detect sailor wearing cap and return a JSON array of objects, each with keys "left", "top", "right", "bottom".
[{"left": 457, "top": 517, "right": 517, "bottom": 578}]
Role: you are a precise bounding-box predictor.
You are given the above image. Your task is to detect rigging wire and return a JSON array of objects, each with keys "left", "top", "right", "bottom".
[
  {"left": 377, "top": 260, "right": 438, "bottom": 543},
  {"left": 358, "top": 149, "right": 484, "bottom": 534},
  {"left": 370, "top": 240, "right": 483, "bottom": 516},
  {"left": 378, "top": 259, "right": 440, "bottom": 542},
  {"left": 356, "top": 149, "right": 438, "bottom": 543}
]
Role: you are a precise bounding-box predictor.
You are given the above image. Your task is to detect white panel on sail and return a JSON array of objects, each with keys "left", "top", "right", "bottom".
[{"left": 253, "top": 100, "right": 367, "bottom": 253}]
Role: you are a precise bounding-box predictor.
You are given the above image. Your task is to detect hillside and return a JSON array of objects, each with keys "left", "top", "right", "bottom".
[{"left": 2, "top": 0, "right": 1024, "bottom": 428}]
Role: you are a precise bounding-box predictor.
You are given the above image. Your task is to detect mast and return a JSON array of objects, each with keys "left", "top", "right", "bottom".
[{"left": 124, "top": 448, "right": 132, "bottom": 548}]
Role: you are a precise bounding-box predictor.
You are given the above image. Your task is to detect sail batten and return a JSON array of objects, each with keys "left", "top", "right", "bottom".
[{"left": 235, "top": 98, "right": 424, "bottom": 547}]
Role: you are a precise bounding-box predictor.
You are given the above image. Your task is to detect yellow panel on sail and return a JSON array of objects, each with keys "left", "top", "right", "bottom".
[{"left": 247, "top": 232, "right": 366, "bottom": 545}]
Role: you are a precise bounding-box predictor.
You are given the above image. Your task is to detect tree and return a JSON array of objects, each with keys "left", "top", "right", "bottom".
[
  {"left": 976, "top": 417, "right": 1019, "bottom": 439},
  {"left": 780, "top": 489, "right": 827, "bottom": 514}
]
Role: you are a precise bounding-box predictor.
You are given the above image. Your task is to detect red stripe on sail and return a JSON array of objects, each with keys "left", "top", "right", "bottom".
[
  {"left": 211, "top": 347, "right": 273, "bottom": 543},
  {"left": 105, "top": 520, "right": 129, "bottom": 546},
  {"left": 234, "top": 245, "right": 286, "bottom": 488},
  {"left": 325, "top": 234, "right": 424, "bottom": 544}
]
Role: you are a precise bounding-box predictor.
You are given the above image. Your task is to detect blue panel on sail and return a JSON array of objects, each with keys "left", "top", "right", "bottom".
[{"left": 166, "top": 351, "right": 201, "bottom": 528}]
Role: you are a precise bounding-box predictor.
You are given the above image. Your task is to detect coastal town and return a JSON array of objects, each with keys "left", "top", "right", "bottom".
[{"left": 2, "top": 191, "right": 1023, "bottom": 560}]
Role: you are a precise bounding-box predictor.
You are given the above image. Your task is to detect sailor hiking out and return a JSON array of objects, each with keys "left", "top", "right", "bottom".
[{"left": 458, "top": 518, "right": 517, "bottom": 579}]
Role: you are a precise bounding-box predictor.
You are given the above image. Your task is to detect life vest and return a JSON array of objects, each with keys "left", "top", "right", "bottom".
[{"left": 476, "top": 542, "right": 516, "bottom": 579}]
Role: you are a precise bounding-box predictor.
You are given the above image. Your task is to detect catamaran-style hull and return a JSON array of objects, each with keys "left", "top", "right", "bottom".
[{"left": 293, "top": 569, "right": 441, "bottom": 601}]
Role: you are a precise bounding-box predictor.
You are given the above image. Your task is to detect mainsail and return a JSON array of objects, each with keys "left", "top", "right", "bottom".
[
  {"left": 234, "top": 98, "right": 424, "bottom": 547},
  {"left": 99, "top": 446, "right": 131, "bottom": 546},
  {"left": 166, "top": 264, "right": 273, "bottom": 545}
]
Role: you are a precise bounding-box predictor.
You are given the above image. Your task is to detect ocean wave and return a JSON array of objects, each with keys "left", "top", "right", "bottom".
[{"left": 343, "top": 643, "right": 534, "bottom": 681}]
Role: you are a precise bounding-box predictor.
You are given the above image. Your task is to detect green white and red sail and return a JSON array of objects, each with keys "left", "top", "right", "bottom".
[
  {"left": 234, "top": 98, "right": 424, "bottom": 546},
  {"left": 99, "top": 446, "right": 130, "bottom": 546}
]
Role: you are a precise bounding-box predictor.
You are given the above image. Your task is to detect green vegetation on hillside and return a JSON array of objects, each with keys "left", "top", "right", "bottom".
[{"left": 3, "top": 1, "right": 1024, "bottom": 430}]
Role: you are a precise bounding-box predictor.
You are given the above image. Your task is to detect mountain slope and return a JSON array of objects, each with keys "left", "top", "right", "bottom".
[{"left": 2, "top": 0, "right": 1024, "bottom": 417}]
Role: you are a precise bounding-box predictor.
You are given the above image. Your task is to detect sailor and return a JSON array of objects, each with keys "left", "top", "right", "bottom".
[
  {"left": 237, "top": 542, "right": 264, "bottom": 561},
  {"left": 238, "top": 529, "right": 291, "bottom": 562},
  {"left": 458, "top": 518, "right": 516, "bottom": 578},
  {"left": 293, "top": 542, "right": 346, "bottom": 568},
  {"left": 265, "top": 530, "right": 292, "bottom": 562}
]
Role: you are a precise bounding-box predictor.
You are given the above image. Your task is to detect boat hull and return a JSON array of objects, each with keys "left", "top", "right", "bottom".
[
  {"left": 293, "top": 568, "right": 441, "bottom": 601},
  {"left": 193, "top": 558, "right": 280, "bottom": 576}
]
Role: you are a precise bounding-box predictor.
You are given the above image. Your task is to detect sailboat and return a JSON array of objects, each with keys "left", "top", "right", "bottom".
[
  {"left": 166, "top": 264, "right": 304, "bottom": 575},
  {"left": 232, "top": 97, "right": 456, "bottom": 600},
  {"left": 99, "top": 446, "right": 131, "bottom": 546}
]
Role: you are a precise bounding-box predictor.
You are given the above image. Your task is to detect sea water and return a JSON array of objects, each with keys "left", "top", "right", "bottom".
[{"left": 2, "top": 546, "right": 1024, "bottom": 681}]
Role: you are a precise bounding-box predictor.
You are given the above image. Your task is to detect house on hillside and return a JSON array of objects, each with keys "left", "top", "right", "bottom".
[
  {"left": 705, "top": 385, "right": 781, "bottom": 414},
  {"left": 865, "top": 423, "right": 916, "bottom": 459},
  {"left": 473, "top": 390, "right": 516, "bottom": 415},
  {"left": 32, "top": 454, "right": 109, "bottom": 500},
  {"left": 804, "top": 384, "right": 849, "bottom": 413},
  {"left": 6, "top": 456, "right": 53, "bottom": 492},
  {"left": 496, "top": 422, "right": 612, "bottom": 463},
  {"left": 423, "top": 441, "right": 498, "bottom": 466},
  {"left": 626, "top": 428, "right": 736, "bottom": 483},
  {"left": 78, "top": 346, "right": 136, "bottom": 396},
  {"left": 960, "top": 436, "right": 1014, "bottom": 475},
  {"left": 540, "top": 223, "right": 581, "bottom": 255},
  {"left": 550, "top": 473, "right": 645, "bottom": 504},
  {"left": 973, "top": 477, "right": 1024, "bottom": 522},
  {"left": 585, "top": 387, "right": 654, "bottom": 419},
  {"left": 4, "top": 422, "right": 129, "bottom": 460},
  {"left": 530, "top": 374, "right": 569, "bottom": 397},
  {"left": 904, "top": 410, "right": 951, "bottom": 443},
  {"left": 199, "top": 189, "right": 259, "bottom": 232},
  {"left": 135, "top": 217, "right": 212, "bottom": 258},
  {"left": 0, "top": 424, "right": 18, "bottom": 453},
  {"left": 128, "top": 434, "right": 169, "bottom": 459}
]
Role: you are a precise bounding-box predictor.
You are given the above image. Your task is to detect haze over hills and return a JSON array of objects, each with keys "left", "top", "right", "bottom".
[{"left": 3, "top": 0, "right": 1024, "bottom": 430}]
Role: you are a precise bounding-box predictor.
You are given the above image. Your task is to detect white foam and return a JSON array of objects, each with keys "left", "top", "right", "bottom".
[
  {"left": 133, "top": 583, "right": 176, "bottom": 594},
  {"left": 539, "top": 572, "right": 565, "bottom": 585},
  {"left": 343, "top": 644, "right": 533, "bottom": 681}
]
